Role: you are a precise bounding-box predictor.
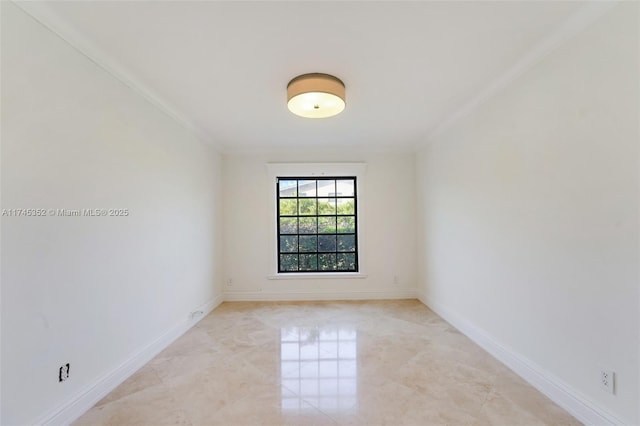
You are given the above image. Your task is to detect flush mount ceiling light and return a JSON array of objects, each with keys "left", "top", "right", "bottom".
[{"left": 287, "top": 73, "right": 345, "bottom": 118}]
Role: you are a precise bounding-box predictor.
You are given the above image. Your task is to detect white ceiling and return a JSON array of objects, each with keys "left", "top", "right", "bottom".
[{"left": 22, "top": 1, "right": 592, "bottom": 152}]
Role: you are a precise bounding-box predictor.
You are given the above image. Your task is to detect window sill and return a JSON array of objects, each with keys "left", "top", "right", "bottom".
[{"left": 267, "top": 273, "right": 368, "bottom": 280}]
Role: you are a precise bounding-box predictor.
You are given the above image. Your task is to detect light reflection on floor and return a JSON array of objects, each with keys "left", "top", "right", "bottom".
[
  {"left": 280, "top": 325, "right": 357, "bottom": 414},
  {"left": 73, "top": 301, "right": 580, "bottom": 425}
]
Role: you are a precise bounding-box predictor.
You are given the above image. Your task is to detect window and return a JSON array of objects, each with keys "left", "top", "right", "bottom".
[{"left": 277, "top": 177, "right": 358, "bottom": 273}]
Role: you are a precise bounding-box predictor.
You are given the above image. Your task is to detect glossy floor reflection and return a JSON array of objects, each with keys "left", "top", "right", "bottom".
[
  {"left": 280, "top": 326, "right": 358, "bottom": 414},
  {"left": 74, "top": 300, "right": 580, "bottom": 425}
]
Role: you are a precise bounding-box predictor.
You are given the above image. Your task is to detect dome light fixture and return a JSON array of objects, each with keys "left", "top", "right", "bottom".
[{"left": 287, "top": 73, "right": 345, "bottom": 118}]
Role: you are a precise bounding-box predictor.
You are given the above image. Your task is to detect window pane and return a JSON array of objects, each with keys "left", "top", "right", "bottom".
[
  {"left": 280, "top": 254, "right": 298, "bottom": 271},
  {"left": 318, "top": 235, "right": 337, "bottom": 252},
  {"left": 299, "top": 235, "right": 317, "bottom": 252},
  {"left": 337, "top": 198, "right": 354, "bottom": 215},
  {"left": 279, "top": 180, "right": 297, "bottom": 197},
  {"left": 276, "top": 175, "right": 358, "bottom": 273},
  {"left": 337, "top": 235, "right": 355, "bottom": 252},
  {"left": 280, "top": 236, "right": 298, "bottom": 253},
  {"left": 299, "top": 217, "right": 317, "bottom": 234},
  {"left": 280, "top": 217, "right": 297, "bottom": 234},
  {"left": 336, "top": 180, "right": 355, "bottom": 196},
  {"left": 337, "top": 253, "right": 356, "bottom": 271},
  {"left": 317, "top": 180, "right": 336, "bottom": 196},
  {"left": 337, "top": 216, "right": 355, "bottom": 233},
  {"left": 317, "top": 198, "right": 336, "bottom": 215},
  {"left": 318, "top": 217, "right": 336, "bottom": 234},
  {"left": 298, "top": 199, "right": 317, "bottom": 216},
  {"left": 319, "top": 254, "right": 337, "bottom": 271},
  {"left": 280, "top": 199, "right": 297, "bottom": 216},
  {"left": 298, "top": 180, "right": 317, "bottom": 197},
  {"left": 300, "top": 254, "right": 318, "bottom": 271}
]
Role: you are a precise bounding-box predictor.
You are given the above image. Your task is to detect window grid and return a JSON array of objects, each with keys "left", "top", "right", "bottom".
[{"left": 277, "top": 177, "right": 358, "bottom": 273}]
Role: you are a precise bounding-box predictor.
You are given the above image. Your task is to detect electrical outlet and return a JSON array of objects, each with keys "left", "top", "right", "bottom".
[
  {"left": 226, "top": 278, "right": 233, "bottom": 287},
  {"left": 59, "top": 363, "right": 70, "bottom": 382},
  {"left": 189, "top": 310, "right": 204, "bottom": 320},
  {"left": 393, "top": 275, "right": 399, "bottom": 285},
  {"left": 600, "top": 370, "right": 615, "bottom": 394}
]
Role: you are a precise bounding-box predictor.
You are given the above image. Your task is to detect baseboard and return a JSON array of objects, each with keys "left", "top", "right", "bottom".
[
  {"left": 417, "top": 292, "right": 626, "bottom": 426},
  {"left": 34, "top": 294, "right": 224, "bottom": 426},
  {"left": 224, "top": 289, "right": 418, "bottom": 302}
]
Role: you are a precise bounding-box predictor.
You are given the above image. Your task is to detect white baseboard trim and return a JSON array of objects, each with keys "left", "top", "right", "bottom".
[
  {"left": 224, "top": 289, "right": 418, "bottom": 302},
  {"left": 417, "top": 292, "right": 626, "bottom": 426},
  {"left": 34, "top": 294, "right": 224, "bottom": 426}
]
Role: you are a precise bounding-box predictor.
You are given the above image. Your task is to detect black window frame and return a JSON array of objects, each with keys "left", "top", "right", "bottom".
[{"left": 277, "top": 176, "right": 359, "bottom": 273}]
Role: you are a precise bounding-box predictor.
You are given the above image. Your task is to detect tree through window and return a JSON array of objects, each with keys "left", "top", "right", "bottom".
[{"left": 277, "top": 177, "right": 358, "bottom": 273}]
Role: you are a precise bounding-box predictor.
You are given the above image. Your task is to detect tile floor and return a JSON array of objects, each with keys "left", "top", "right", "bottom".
[{"left": 74, "top": 300, "right": 580, "bottom": 425}]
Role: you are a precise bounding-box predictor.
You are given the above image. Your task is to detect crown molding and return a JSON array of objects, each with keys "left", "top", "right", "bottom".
[
  {"left": 11, "top": 0, "right": 619, "bottom": 155},
  {"left": 12, "top": 1, "right": 224, "bottom": 152},
  {"left": 416, "top": 1, "right": 619, "bottom": 151}
]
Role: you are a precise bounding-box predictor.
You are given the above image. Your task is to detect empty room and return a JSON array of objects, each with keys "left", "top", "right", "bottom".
[{"left": 1, "top": 1, "right": 638, "bottom": 425}]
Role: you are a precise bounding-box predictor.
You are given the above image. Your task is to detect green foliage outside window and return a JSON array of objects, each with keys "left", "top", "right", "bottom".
[{"left": 277, "top": 177, "right": 358, "bottom": 272}]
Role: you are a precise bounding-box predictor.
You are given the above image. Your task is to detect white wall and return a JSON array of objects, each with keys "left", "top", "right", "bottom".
[
  {"left": 223, "top": 151, "right": 416, "bottom": 300},
  {"left": 1, "top": 3, "right": 223, "bottom": 424},
  {"left": 416, "top": 3, "right": 638, "bottom": 424}
]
